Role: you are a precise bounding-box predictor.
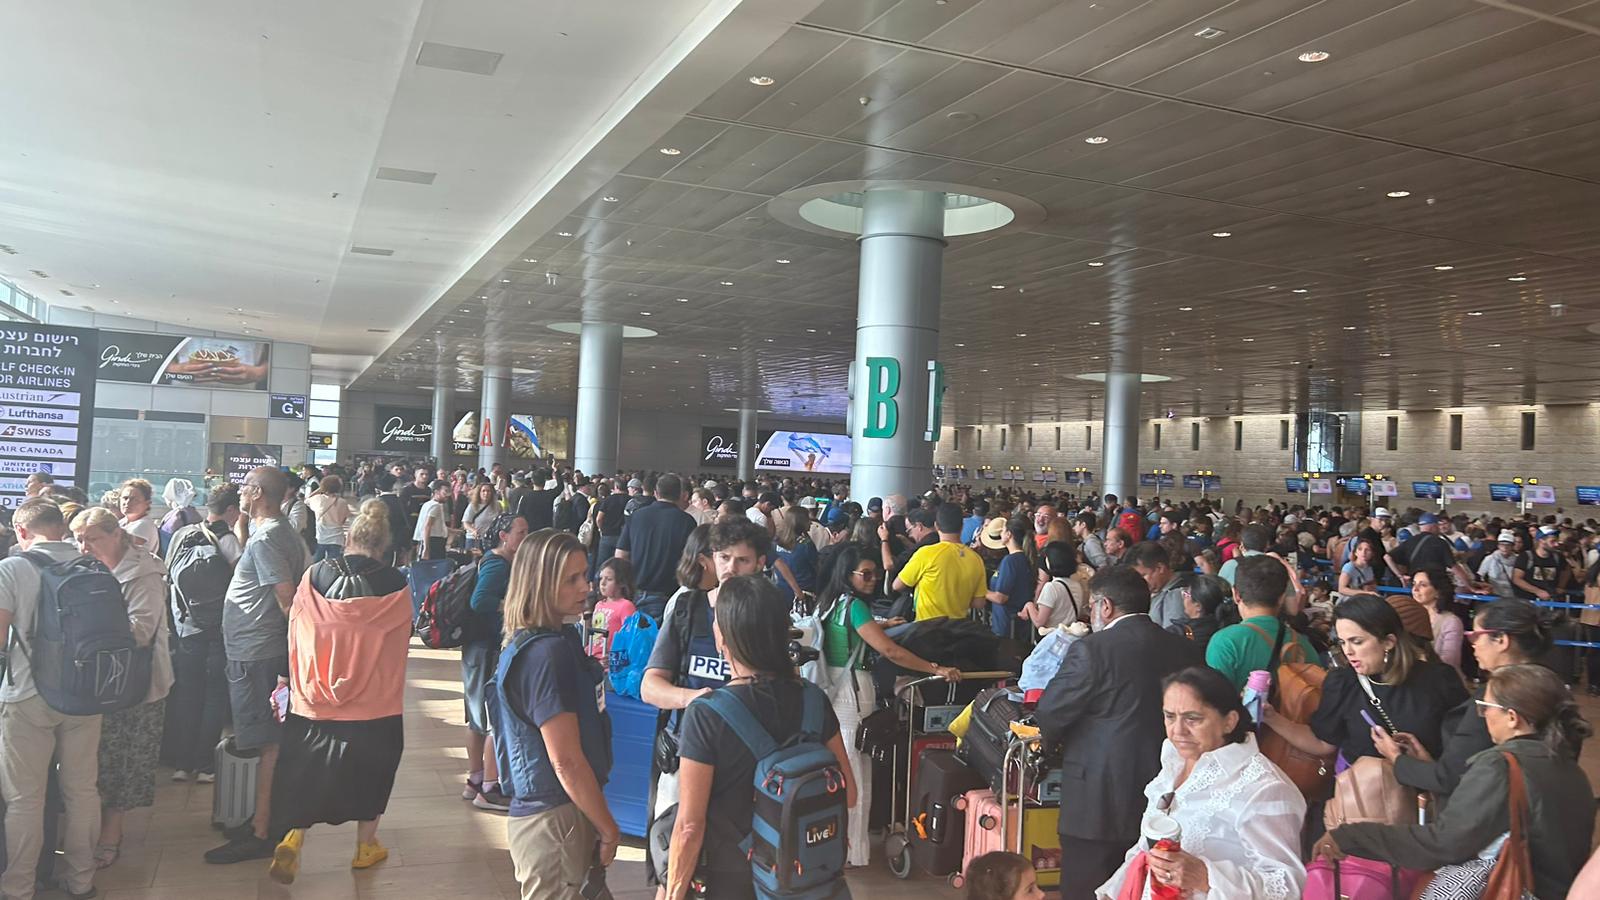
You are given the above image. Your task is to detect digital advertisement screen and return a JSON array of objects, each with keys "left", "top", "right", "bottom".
[
  {"left": 1412, "top": 482, "right": 1441, "bottom": 499},
  {"left": 506, "top": 415, "right": 569, "bottom": 460},
  {"left": 755, "top": 430, "right": 851, "bottom": 474},
  {"left": 1342, "top": 477, "right": 1368, "bottom": 494},
  {"left": 1577, "top": 487, "right": 1600, "bottom": 506},
  {"left": 1523, "top": 485, "right": 1555, "bottom": 505},
  {"left": 451, "top": 411, "right": 477, "bottom": 455},
  {"left": 1442, "top": 483, "right": 1472, "bottom": 501},
  {"left": 1371, "top": 480, "right": 1399, "bottom": 497},
  {"left": 1489, "top": 483, "right": 1521, "bottom": 502},
  {"left": 1309, "top": 478, "right": 1333, "bottom": 495},
  {"left": 1284, "top": 477, "right": 1307, "bottom": 494},
  {"left": 97, "top": 331, "right": 271, "bottom": 391}
]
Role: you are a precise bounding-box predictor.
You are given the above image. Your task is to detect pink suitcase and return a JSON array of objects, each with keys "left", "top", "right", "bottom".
[
  {"left": 951, "top": 788, "right": 1061, "bottom": 889},
  {"left": 1304, "top": 856, "right": 1424, "bottom": 900}
]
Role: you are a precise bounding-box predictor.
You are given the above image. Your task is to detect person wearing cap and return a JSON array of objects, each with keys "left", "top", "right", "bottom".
[
  {"left": 1477, "top": 530, "right": 1522, "bottom": 599},
  {"left": 1512, "top": 525, "right": 1571, "bottom": 601},
  {"left": 893, "top": 503, "right": 987, "bottom": 622},
  {"left": 813, "top": 506, "right": 857, "bottom": 596},
  {"left": 1385, "top": 512, "right": 1471, "bottom": 588},
  {"left": 879, "top": 506, "right": 936, "bottom": 585}
]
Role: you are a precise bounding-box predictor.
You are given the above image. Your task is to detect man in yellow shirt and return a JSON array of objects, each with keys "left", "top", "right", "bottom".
[{"left": 893, "top": 503, "right": 988, "bottom": 621}]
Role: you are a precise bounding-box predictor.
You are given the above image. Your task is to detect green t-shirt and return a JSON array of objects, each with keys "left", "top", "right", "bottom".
[
  {"left": 1205, "top": 614, "right": 1323, "bottom": 691},
  {"left": 821, "top": 594, "right": 875, "bottom": 669}
]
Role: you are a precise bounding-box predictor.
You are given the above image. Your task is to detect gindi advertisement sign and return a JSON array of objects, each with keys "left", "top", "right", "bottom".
[
  {"left": 755, "top": 431, "right": 852, "bottom": 475},
  {"left": 699, "top": 426, "right": 775, "bottom": 469},
  {"left": 0, "top": 323, "right": 98, "bottom": 506},
  {"left": 374, "top": 406, "right": 432, "bottom": 449},
  {"left": 97, "top": 331, "right": 272, "bottom": 390}
]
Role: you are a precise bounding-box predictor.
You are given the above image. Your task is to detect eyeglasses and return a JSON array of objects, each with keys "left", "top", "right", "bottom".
[
  {"left": 1474, "top": 699, "right": 1514, "bottom": 717},
  {"left": 1464, "top": 629, "right": 1502, "bottom": 642},
  {"left": 851, "top": 569, "right": 880, "bottom": 581}
]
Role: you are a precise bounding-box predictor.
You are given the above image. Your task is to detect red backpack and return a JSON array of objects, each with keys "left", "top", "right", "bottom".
[
  {"left": 413, "top": 561, "right": 484, "bottom": 649},
  {"left": 1116, "top": 511, "right": 1144, "bottom": 541}
]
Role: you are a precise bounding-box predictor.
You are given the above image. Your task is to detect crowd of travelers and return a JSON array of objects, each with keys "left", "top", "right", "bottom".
[{"left": 3, "top": 456, "right": 1600, "bottom": 900}]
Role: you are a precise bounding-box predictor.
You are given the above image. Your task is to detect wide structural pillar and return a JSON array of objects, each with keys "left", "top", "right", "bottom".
[
  {"left": 574, "top": 322, "right": 623, "bottom": 476},
  {"left": 478, "top": 364, "right": 510, "bottom": 472},
  {"left": 1101, "top": 371, "right": 1141, "bottom": 503},
  {"left": 737, "top": 407, "right": 758, "bottom": 482},
  {"left": 850, "top": 189, "right": 947, "bottom": 505}
]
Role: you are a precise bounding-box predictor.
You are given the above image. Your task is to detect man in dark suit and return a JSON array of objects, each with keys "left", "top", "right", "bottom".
[{"left": 1036, "top": 565, "right": 1205, "bottom": 900}]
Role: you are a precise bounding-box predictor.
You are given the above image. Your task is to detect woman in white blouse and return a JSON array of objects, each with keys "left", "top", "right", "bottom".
[{"left": 1097, "top": 666, "right": 1307, "bottom": 900}]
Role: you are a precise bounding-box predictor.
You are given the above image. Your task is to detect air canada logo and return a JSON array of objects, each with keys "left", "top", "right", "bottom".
[{"left": 98, "top": 345, "right": 166, "bottom": 370}]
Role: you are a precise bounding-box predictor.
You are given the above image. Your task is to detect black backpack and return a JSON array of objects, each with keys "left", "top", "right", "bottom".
[
  {"left": 6, "top": 551, "right": 150, "bottom": 715},
  {"left": 553, "top": 492, "right": 578, "bottom": 533},
  {"left": 168, "top": 524, "right": 233, "bottom": 630}
]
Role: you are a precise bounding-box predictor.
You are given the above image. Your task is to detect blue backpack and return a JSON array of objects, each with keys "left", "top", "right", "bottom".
[{"left": 699, "top": 685, "right": 851, "bottom": 900}]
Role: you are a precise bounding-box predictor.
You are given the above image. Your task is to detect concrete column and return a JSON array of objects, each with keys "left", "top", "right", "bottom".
[
  {"left": 737, "top": 407, "right": 758, "bottom": 482},
  {"left": 849, "top": 189, "right": 947, "bottom": 504},
  {"left": 1101, "top": 371, "right": 1141, "bottom": 503},
  {"left": 478, "top": 364, "right": 510, "bottom": 472},
  {"left": 574, "top": 322, "right": 623, "bottom": 476},
  {"left": 428, "top": 382, "right": 450, "bottom": 465}
]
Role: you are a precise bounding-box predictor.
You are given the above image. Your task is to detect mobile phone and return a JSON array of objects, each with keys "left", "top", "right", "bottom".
[{"left": 1360, "top": 709, "right": 1386, "bottom": 734}]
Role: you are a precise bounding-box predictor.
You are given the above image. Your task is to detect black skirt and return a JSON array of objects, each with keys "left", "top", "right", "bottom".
[{"left": 272, "top": 713, "right": 404, "bottom": 828}]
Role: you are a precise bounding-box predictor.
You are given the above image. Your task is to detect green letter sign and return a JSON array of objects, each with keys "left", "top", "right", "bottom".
[
  {"left": 924, "top": 360, "right": 945, "bottom": 441},
  {"left": 863, "top": 357, "right": 900, "bottom": 438}
]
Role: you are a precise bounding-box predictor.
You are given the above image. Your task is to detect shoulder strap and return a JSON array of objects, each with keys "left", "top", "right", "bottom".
[
  {"left": 671, "top": 592, "right": 705, "bottom": 682},
  {"left": 1244, "top": 619, "right": 1290, "bottom": 704},
  {"left": 700, "top": 689, "right": 779, "bottom": 760},
  {"left": 800, "top": 683, "right": 825, "bottom": 738}
]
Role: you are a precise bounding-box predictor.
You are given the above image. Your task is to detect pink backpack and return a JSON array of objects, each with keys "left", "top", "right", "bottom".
[
  {"left": 587, "top": 599, "right": 637, "bottom": 668},
  {"left": 1305, "top": 857, "right": 1424, "bottom": 900}
]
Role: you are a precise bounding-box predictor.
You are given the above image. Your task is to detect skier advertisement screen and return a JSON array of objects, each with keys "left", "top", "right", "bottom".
[{"left": 755, "top": 431, "right": 852, "bottom": 474}]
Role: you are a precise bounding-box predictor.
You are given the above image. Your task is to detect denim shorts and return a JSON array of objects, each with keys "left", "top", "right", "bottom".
[
  {"left": 461, "top": 640, "right": 496, "bottom": 735},
  {"left": 226, "top": 656, "right": 287, "bottom": 751}
]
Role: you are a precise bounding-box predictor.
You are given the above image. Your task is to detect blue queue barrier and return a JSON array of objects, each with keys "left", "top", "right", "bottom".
[
  {"left": 1376, "top": 585, "right": 1600, "bottom": 649},
  {"left": 604, "top": 689, "right": 656, "bottom": 838}
]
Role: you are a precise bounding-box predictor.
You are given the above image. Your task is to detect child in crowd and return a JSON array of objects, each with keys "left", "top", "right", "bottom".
[
  {"left": 965, "top": 851, "right": 1046, "bottom": 900},
  {"left": 587, "top": 557, "right": 637, "bottom": 667}
]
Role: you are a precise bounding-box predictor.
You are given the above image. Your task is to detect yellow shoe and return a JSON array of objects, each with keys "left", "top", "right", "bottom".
[
  {"left": 268, "top": 828, "right": 303, "bottom": 885},
  {"left": 352, "top": 841, "right": 389, "bottom": 870}
]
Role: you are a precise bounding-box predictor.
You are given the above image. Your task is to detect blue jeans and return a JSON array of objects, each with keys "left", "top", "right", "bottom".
[{"left": 169, "top": 632, "right": 230, "bottom": 773}]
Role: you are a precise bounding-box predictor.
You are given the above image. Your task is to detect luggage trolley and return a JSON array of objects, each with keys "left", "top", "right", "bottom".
[
  {"left": 883, "top": 670, "right": 1013, "bottom": 879},
  {"left": 949, "top": 725, "right": 1060, "bottom": 890}
]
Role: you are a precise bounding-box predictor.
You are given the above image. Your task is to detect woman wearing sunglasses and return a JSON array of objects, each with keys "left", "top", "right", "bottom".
[
  {"left": 1316, "top": 664, "right": 1594, "bottom": 899},
  {"left": 817, "top": 545, "right": 959, "bottom": 867},
  {"left": 1372, "top": 599, "right": 1555, "bottom": 803}
]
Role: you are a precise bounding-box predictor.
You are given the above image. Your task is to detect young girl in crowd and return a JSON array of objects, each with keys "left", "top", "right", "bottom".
[
  {"left": 965, "top": 851, "right": 1046, "bottom": 900},
  {"left": 588, "top": 556, "right": 637, "bottom": 667}
]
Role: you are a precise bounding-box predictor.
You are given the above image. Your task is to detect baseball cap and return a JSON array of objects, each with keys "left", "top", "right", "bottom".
[
  {"left": 1418, "top": 513, "right": 1440, "bottom": 525},
  {"left": 1373, "top": 507, "right": 1392, "bottom": 518},
  {"left": 703, "top": 479, "right": 719, "bottom": 490},
  {"left": 627, "top": 478, "right": 643, "bottom": 490},
  {"left": 979, "top": 517, "right": 1008, "bottom": 550},
  {"left": 867, "top": 497, "right": 884, "bottom": 513},
  {"left": 1538, "top": 525, "right": 1560, "bottom": 538},
  {"left": 799, "top": 496, "right": 817, "bottom": 509},
  {"left": 821, "top": 507, "right": 849, "bottom": 529},
  {"left": 1283, "top": 513, "right": 1299, "bottom": 525},
  {"left": 1497, "top": 530, "right": 1517, "bottom": 544}
]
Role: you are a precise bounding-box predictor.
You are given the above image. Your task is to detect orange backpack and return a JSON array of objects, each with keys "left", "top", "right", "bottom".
[{"left": 1247, "top": 620, "right": 1335, "bottom": 800}]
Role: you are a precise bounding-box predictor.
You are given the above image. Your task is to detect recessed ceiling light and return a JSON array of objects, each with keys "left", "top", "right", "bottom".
[
  {"left": 719, "top": 280, "right": 733, "bottom": 286},
  {"left": 557, "top": 231, "right": 573, "bottom": 237},
  {"left": 1379, "top": 352, "right": 1392, "bottom": 358},
  {"left": 1016, "top": 333, "right": 1027, "bottom": 338},
  {"left": 1194, "top": 26, "right": 1226, "bottom": 39},
  {"left": 748, "top": 75, "right": 775, "bottom": 86},
  {"left": 602, "top": 196, "right": 619, "bottom": 203},
  {"left": 640, "top": 311, "right": 652, "bottom": 316},
  {"left": 955, "top": 342, "right": 965, "bottom": 347},
  {"left": 1087, "top": 261, "right": 1105, "bottom": 267},
  {"left": 1386, "top": 190, "right": 1410, "bottom": 198},
  {"left": 1298, "top": 50, "right": 1330, "bottom": 63},
  {"left": 1211, "top": 231, "right": 1232, "bottom": 238},
  {"left": 1084, "top": 136, "right": 1109, "bottom": 144},
  {"left": 499, "top": 278, "right": 511, "bottom": 283},
  {"left": 1242, "top": 337, "right": 1255, "bottom": 342},
  {"left": 806, "top": 328, "right": 816, "bottom": 333},
  {"left": 1467, "top": 310, "right": 1484, "bottom": 316},
  {"left": 1488, "top": 343, "right": 1502, "bottom": 348},
  {"left": 659, "top": 147, "right": 681, "bottom": 155},
  {"left": 1504, "top": 365, "right": 1516, "bottom": 370},
  {"left": 1508, "top": 275, "right": 1527, "bottom": 282},
  {"left": 1088, "top": 320, "right": 1101, "bottom": 326},
  {"left": 775, "top": 258, "right": 791, "bottom": 264},
  {"left": 522, "top": 257, "right": 537, "bottom": 263},
  {"left": 1291, "top": 288, "right": 1309, "bottom": 294},
  {"left": 1342, "top": 325, "right": 1357, "bottom": 331},
  {"left": 990, "top": 284, "right": 1006, "bottom": 290},
  {"left": 1178, "top": 306, "right": 1193, "bottom": 311},
  {"left": 1433, "top": 265, "right": 1454, "bottom": 271},
  {"left": 675, "top": 297, "right": 688, "bottom": 303}
]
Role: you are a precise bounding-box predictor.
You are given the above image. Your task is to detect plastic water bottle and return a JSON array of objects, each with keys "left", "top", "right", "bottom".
[{"left": 1241, "top": 669, "right": 1271, "bottom": 733}]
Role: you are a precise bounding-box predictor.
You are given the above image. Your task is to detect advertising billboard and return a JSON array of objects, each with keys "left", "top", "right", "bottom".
[
  {"left": 1523, "top": 484, "right": 1555, "bottom": 505},
  {"left": 1489, "top": 483, "right": 1521, "bottom": 502},
  {"left": 1442, "top": 483, "right": 1473, "bottom": 501},
  {"left": 1412, "top": 482, "right": 1441, "bottom": 499},
  {"left": 1284, "top": 477, "right": 1307, "bottom": 494},
  {"left": 374, "top": 406, "right": 432, "bottom": 450},
  {"left": 451, "top": 411, "right": 477, "bottom": 455},
  {"left": 0, "top": 323, "right": 98, "bottom": 505},
  {"left": 1577, "top": 487, "right": 1600, "bottom": 506},
  {"left": 754, "top": 431, "right": 851, "bottom": 474},
  {"left": 97, "top": 331, "right": 271, "bottom": 390},
  {"left": 506, "top": 415, "right": 569, "bottom": 460},
  {"left": 699, "top": 426, "right": 775, "bottom": 469}
]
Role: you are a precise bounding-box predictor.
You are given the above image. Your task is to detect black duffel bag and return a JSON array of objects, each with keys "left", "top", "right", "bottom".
[{"left": 956, "top": 687, "right": 1061, "bottom": 805}]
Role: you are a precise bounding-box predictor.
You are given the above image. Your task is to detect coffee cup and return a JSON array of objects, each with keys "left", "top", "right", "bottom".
[{"left": 1142, "top": 811, "right": 1181, "bottom": 849}]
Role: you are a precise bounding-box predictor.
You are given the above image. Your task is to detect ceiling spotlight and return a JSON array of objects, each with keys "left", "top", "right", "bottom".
[
  {"left": 1386, "top": 190, "right": 1411, "bottom": 198},
  {"left": 522, "top": 257, "right": 537, "bottom": 263},
  {"left": 1342, "top": 325, "right": 1357, "bottom": 331},
  {"left": 1508, "top": 275, "right": 1527, "bottom": 282},
  {"left": 1211, "top": 231, "right": 1232, "bottom": 238},
  {"left": 1088, "top": 320, "right": 1102, "bottom": 326},
  {"left": 1242, "top": 337, "right": 1256, "bottom": 342},
  {"left": 1084, "top": 135, "right": 1109, "bottom": 144},
  {"left": 1087, "top": 261, "right": 1105, "bottom": 267},
  {"left": 601, "top": 196, "right": 619, "bottom": 203},
  {"left": 639, "top": 311, "right": 653, "bottom": 316},
  {"left": 1379, "top": 352, "right": 1392, "bottom": 358},
  {"left": 675, "top": 297, "right": 688, "bottom": 303},
  {"left": 719, "top": 280, "right": 734, "bottom": 286},
  {"left": 1016, "top": 333, "right": 1028, "bottom": 338},
  {"left": 1433, "top": 265, "right": 1454, "bottom": 271},
  {"left": 499, "top": 278, "right": 511, "bottom": 283},
  {"left": 1178, "top": 306, "right": 1194, "bottom": 311},
  {"left": 1298, "top": 50, "right": 1331, "bottom": 63},
  {"left": 1467, "top": 310, "right": 1484, "bottom": 316},
  {"left": 1488, "top": 343, "right": 1502, "bottom": 348},
  {"left": 557, "top": 231, "right": 573, "bottom": 237},
  {"left": 990, "top": 284, "right": 1007, "bottom": 290},
  {"left": 775, "top": 258, "right": 791, "bottom": 264},
  {"left": 1291, "top": 288, "right": 1309, "bottom": 294},
  {"left": 955, "top": 342, "right": 965, "bottom": 347},
  {"left": 748, "top": 75, "right": 775, "bottom": 86}
]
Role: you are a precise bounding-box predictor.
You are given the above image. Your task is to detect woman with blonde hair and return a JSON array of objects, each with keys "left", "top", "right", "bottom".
[
  {"left": 305, "top": 473, "right": 352, "bottom": 562},
  {"left": 70, "top": 507, "right": 173, "bottom": 869},
  {"left": 265, "top": 499, "right": 413, "bottom": 884},
  {"left": 491, "top": 529, "right": 619, "bottom": 897},
  {"left": 116, "top": 477, "right": 159, "bottom": 550}
]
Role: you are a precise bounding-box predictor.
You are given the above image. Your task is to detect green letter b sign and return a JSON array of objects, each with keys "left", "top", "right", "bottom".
[{"left": 863, "top": 357, "right": 900, "bottom": 438}]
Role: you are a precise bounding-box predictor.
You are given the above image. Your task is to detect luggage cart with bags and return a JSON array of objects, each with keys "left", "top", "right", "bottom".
[{"left": 950, "top": 722, "right": 1062, "bottom": 889}]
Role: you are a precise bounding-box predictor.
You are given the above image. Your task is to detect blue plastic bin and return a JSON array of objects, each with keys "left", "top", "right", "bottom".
[{"left": 603, "top": 690, "right": 656, "bottom": 838}]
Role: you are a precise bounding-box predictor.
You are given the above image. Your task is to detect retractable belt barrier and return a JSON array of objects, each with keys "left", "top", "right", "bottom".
[{"left": 1375, "top": 585, "right": 1600, "bottom": 649}]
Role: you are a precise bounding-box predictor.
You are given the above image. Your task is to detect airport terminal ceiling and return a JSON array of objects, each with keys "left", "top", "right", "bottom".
[{"left": 8, "top": 1, "right": 1600, "bottom": 428}]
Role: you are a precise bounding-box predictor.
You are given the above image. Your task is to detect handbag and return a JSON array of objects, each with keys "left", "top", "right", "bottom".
[
  {"left": 1419, "top": 752, "right": 1537, "bottom": 899},
  {"left": 1325, "top": 755, "right": 1418, "bottom": 829}
]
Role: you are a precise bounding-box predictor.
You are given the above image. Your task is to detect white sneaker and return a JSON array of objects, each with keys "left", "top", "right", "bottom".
[
  {"left": 196, "top": 772, "right": 216, "bottom": 784},
  {"left": 171, "top": 770, "right": 191, "bottom": 782}
]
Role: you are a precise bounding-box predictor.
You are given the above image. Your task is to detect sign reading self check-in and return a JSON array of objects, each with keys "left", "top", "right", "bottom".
[{"left": 860, "top": 357, "right": 944, "bottom": 442}]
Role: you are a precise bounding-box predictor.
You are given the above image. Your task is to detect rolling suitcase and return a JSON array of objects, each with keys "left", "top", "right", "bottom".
[
  {"left": 212, "top": 736, "right": 261, "bottom": 829},
  {"left": 952, "top": 789, "right": 1062, "bottom": 889},
  {"left": 959, "top": 688, "right": 1061, "bottom": 804},
  {"left": 907, "top": 749, "right": 987, "bottom": 877}
]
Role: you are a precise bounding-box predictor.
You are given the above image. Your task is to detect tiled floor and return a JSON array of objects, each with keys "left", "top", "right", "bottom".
[
  {"left": 79, "top": 643, "right": 960, "bottom": 900},
  {"left": 72, "top": 643, "right": 1600, "bottom": 899}
]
